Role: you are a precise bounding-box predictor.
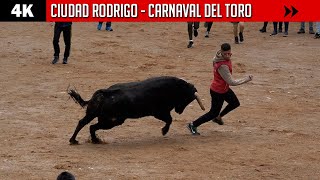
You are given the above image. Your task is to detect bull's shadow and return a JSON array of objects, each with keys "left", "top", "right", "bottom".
[
  {"left": 68, "top": 76, "right": 205, "bottom": 145},
  {"left": 73, "top": 129, "right": 227, "bottom": 149}
]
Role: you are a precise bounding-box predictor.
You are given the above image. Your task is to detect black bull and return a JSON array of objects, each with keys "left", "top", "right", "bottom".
[{"left": 68, "top": 76, "right": 205, "bottom": 144}]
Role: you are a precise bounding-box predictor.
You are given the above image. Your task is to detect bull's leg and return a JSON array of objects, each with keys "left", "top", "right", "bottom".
[
  {"left": 89, "top": 117, "right": 126, "bottom": 144},
  {"left": 69, "top": 114, "right": 95, "bottom": 145},
  {"left": 155, "top": 113, "right": 173, "bottom": 136},
  {"left": 89, "top": 123, "right": 105, "bottom": 144}
]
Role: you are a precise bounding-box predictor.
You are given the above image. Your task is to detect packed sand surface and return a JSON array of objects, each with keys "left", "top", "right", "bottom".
[{"left": 0, "top": 22, "right": 319, "bottom": 179}]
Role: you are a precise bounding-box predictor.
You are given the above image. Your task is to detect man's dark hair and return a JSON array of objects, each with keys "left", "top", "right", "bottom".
[
  {"left": 57, "top": 171, "right": 75, "bottom": 180},
  {"left": 221, "top": 43, "right": 231, "bottom": 51}
]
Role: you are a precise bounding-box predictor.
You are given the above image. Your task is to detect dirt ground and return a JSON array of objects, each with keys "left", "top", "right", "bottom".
[{"left": 0, "top": 22, "right": 319, "bottom": 180}]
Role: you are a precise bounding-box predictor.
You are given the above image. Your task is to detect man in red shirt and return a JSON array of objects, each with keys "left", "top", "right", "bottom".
[{"left": 187, "top": 43, "right": 253, "bottom": 135}]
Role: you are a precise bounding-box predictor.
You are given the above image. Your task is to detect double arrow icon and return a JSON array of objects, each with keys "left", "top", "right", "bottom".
[{"left": 284, "top": 6, "right": 298, "bottom": 17}]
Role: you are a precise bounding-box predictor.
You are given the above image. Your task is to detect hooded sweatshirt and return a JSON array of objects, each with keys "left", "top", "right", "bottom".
[{"left": 210, "top": 50, "right": 251, "bottom": 93}]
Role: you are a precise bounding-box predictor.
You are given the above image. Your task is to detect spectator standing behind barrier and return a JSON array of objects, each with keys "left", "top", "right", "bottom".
[
  {"left": 187, "top": 43, "right": 253, "bottom": 135},
  {"left": 52, "top": 22, "right": 72, "bottom": 64},
  {"left": 187, "top": 22, "right": 200, "bottom": 48},
  {"left": 97, "top": 22, "right": 113, "bottom": 31}
]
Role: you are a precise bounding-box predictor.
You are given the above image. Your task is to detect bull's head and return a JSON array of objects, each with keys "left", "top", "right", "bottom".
[{"left": 174, "top": 83, "right": 205, "bottom": 114}]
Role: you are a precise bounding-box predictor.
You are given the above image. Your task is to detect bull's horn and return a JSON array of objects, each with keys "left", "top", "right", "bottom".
[{"left": 194, "top": 92, "right": 205, "bottom": 111}]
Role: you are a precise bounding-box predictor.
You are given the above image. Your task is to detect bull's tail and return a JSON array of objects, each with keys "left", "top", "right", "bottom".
[{"left": 67, "top": 87, "right": 89, "bottom": 108}]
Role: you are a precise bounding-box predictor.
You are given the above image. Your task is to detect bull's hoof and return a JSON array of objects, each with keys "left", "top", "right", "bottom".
[
  {"left": 91, "top": 138, "right": 102, "bottom": 144},
  {"left": 162, "top": 127, "right": 169, "bottom": 136},
  {"left": 69, "top": 139, "right": 79, "bottom": 145}
]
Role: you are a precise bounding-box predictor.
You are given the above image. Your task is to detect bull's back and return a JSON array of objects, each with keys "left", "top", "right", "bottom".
[
  {"left": 119, "top": 76, "right": 184, "bottom": 98},
  {"left": 108, "top": 76, "right": 183, "bottom": 89},
  {"left": 106, "top": 76, "right": 187, "bottom": 115}
]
